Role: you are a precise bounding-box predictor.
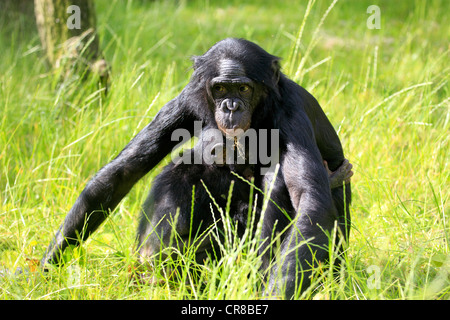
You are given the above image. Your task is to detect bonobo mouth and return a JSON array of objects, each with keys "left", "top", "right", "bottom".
[
  {"left": 216, "top": 113, "right": 251, "bottom": 137},
  {"left": 218, "top": 123, "right": 251, "bottom": 137}
]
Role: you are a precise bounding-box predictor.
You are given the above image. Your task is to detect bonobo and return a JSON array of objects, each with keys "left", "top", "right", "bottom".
[{"left": 41, "top": 38, "right": 353, "bottom": 298}]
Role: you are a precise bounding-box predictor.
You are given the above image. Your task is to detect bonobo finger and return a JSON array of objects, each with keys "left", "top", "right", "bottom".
[{"left": 323, "top": 160, "right": 333, "bottom": 175}]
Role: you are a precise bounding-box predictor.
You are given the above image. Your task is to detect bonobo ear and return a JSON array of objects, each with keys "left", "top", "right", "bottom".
[
  {"left": 271, "top": 59, "right": 281, "bottom": 85},
  {"left": 191, "top": 55, "right": 212, "bottom": 79},
  {"left": 191, "top": 55, "right": 201, "bottom": 70},
  {"left": 270, "top": 58, "right": 281, "bottom": 97}
]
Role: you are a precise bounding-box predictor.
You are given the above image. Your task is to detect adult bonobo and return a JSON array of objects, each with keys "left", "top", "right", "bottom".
[{"left": 41, "top": 38, "right": 353, "bottom": 298}]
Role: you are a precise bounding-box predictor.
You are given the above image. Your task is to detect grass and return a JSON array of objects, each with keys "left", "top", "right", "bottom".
[{"left": 0, "top": 0, "right": 448, "bottom": 300}]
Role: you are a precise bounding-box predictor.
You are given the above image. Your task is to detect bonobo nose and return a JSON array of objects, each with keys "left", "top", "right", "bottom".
[
  {"left": 221, "top": 99, "right": 241, "bottom": 112},
  {"left": 230, "top": 101, "right": 240, "bottom": 111}
]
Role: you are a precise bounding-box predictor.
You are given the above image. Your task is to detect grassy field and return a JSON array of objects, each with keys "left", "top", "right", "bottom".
[{"left": 0, "top": 0, "right": 448, "bottom": 300}]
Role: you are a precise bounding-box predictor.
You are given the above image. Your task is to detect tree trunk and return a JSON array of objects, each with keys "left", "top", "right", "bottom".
[{"left": 34, "top": 0, "right": 109, "bottom": 93}]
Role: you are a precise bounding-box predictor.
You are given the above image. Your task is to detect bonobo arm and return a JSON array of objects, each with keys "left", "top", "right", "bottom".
[
  {"left": 267, "top": 113, "right": 338, "bottom": 298},
  {"left": 41, "top": 96, "right": 196, "bottom": 267}
]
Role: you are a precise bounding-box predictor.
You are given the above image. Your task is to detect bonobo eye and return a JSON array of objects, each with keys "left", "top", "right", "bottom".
[
  {"left": 213, "top": 84, "right": 226, "bottom": 93},
  {"left": 239, "top": 85, "right": 250, "bottom": 93}
]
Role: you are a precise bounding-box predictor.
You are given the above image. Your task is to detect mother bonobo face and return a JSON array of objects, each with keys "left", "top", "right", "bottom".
[
  {"left": 192, "top": 38, "right": 281, "bottom": 137},
  {"left": 211, "top": 59, "right": 254, "bottom": 136}
]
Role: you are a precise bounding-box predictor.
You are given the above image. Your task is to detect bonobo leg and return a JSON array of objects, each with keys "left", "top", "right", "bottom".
[
  {"left": 261, "top": 157, "right": 353, "bottom": 298},
  {"left": 134, "top": 162, "right": 220, "bottom": 284},
  {"left": 259, "top": 158, "right": 353, "bottom": 270},
  {"left": 136, "top": 163, "right": 219, "bottom": 267},
  {"left": 135, "top": 159, "right": 254, "bottom": 275}
]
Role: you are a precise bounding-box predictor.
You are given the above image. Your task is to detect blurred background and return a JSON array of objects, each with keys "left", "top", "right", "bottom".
[{"left": 0, "top": 0, "right": 448, "bottom": 299}]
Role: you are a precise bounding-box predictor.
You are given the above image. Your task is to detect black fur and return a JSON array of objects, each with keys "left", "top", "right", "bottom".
[{"left": 41, "top": 38, "right": 351, "bottom": 298}]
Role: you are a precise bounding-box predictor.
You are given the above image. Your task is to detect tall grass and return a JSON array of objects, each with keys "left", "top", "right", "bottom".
[{"left": 0, "top": 0, "right": 448, "bottom": 299}]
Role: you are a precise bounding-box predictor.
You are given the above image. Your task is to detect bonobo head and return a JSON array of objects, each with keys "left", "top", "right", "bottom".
[{"left": 192, "top": 38, "right": 281, "bottom": 137}]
